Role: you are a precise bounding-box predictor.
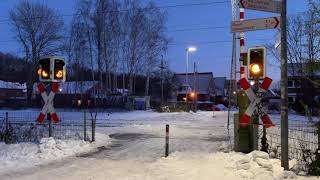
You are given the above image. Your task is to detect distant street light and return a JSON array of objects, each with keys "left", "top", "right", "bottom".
[
  {"left": 190, "top": 92, "right": 196, "bottom": 98},
  {"left": 185, "top": 46, "right": 197, "bottom": 102}
]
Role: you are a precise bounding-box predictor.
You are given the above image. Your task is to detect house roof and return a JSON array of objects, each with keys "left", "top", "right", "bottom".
[
  {"left": 174, "top": 72, "right": 214, "bottom": 94},
  {"left": 213, "top": 77, "right": 226, "bottom": 96},
  {"left": 0, "top": 80, "right": 26, "bottom": 90}
]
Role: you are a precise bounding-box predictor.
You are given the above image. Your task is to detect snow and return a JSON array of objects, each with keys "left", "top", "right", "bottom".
[
  {"left": 0, "top": 133, "right": 111, "bottom": 175},
  {"left": 0, "top": 110, "right": 318, "bottom": 180}
]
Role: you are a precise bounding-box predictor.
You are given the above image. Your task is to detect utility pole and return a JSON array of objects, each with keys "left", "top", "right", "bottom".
[
  {"left": 193, "top": 62, "right": 197, "bottom": 112},
  {"left": 280, "top": 0, "right": 289, "bottom": 170},
  {"left": 238, "top": 5, "right": 248, "bottom": 120},
  {"left": 228, "top": 0, "right": 237, "bottom": 135},
  {"left": 160, "top": 56, "right": 165, "bottom": 104}
]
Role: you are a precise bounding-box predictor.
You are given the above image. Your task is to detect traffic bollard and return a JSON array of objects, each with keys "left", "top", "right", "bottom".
[{"left": 165, "top": 124, "right": 169, "bottom": 157}]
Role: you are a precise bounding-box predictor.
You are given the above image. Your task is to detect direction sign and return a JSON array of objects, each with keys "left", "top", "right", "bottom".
[
  {"left": 240, "top": 0, "right": 281, "bottom": 14},
  {"left": 231, "top": 17, "right": 280, "bottom": 33}
]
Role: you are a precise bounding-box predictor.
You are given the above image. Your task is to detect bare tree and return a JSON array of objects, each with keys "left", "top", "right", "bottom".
[
  {"left": 143, "top": 2, "right": 168, "bottom": 96},
  {"left": 267, "top": 0, "right": 320, "bottom": 113},
  {"left": 10, "top": 1, "right": 64, "bottom": 104}
]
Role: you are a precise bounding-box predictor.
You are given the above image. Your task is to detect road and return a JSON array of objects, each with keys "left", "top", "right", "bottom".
[{"left": 1, "top": 111, "right": 231, "bottom": 180}]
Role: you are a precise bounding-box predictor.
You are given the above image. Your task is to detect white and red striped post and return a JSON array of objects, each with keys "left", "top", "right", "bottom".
[
  {"left": 37, "top": 83, "right": 46, "bottom": 123},
  {"left": 239, "top": 8, "right": 245, "bottom": 79},
  {"left": 50, "top": 82, "right": 60, "bottom": 123}
]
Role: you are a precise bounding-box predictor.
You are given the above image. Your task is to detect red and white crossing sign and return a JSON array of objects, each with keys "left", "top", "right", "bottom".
[
  {"left": 239, "top": 77, "right": 274, "bottom": 128},
  {"left": 37, "top": 82, "right": 60, "bottom": 123}
]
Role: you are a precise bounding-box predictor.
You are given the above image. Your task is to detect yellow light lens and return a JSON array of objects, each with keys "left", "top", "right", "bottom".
[
  {"left": 37, "top": 69, "right": 42, "bottom": 75},
  {"left": 56, "top": 70, "right": 63, "bottom": 78},
  {"left": 42, "top": 70, "right": 49, "bottom": 78},
  {"left": 251, "top": 64, "right": 261, "bottom": 74},
  {"left": 191, "top": 92, "right": 195, "bottom": 97}
]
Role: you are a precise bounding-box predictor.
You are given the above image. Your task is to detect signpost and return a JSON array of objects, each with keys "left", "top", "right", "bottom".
[
  {"left": 231, "top": 17, "right": 280, "bottom": 33},
  {"left": 239, "top": 0, "right": 281, "bottom": 13},
  {"left": 232, "top": 0, "right": 288, "bottom": 170}
]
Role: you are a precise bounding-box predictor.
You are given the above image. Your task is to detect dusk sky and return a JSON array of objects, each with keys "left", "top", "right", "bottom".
[{"left": 0, "top": 0, "right": 308, "bottom": 81}]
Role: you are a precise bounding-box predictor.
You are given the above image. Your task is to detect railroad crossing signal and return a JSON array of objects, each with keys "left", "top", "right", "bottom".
[
  {"left": 247, "top": 47, "right": 266, "bottom": 80},
  {"left": 37, "top": 82, "right": 60, "bottom": 123},
  {"left": 38, "top": 57, "right": 66, "bottom": 82},
  {"left": 239, "top": 77, "right": 274, "bottom": 128}
]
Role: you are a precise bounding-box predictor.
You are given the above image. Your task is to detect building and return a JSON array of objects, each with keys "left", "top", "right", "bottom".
[
  {"left": 172, "top": 72, "right": 215, "bottom": 107},
  {"left": 213, "top": 77, "right": 226, "bottom": 105},
  {"left": 287, "top": 63, "right": 320, "bottom": 113},
  {"left": 0, "top": 80, "right": 27, "bottom": 106},
  {"left": 224, "top": 79, "right": 238, "bottom": 107},
  {"left": 33, "top": 81, "right": 129, "bottom": 108}
]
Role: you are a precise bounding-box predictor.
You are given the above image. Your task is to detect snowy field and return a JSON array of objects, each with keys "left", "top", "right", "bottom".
[{"left": 0, "top": 110, "right": 318, "bottom": 180}]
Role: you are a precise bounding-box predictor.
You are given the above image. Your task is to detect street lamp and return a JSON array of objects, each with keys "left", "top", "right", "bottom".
[{"left": 185, "top": 46, "right": 197, "bottom": 102}]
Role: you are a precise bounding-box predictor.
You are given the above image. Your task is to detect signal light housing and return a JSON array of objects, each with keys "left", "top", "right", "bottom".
[
  {"left": 38, "top": 57, "right": 66, "bottom": 82},
  {"left": 247, "top": 46, "right": 266, "bottom": 80}
]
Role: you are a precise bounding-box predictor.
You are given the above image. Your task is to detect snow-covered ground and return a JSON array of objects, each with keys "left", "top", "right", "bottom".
[{"left": 0, "top": 110, "right": 317, "bottom": 180}]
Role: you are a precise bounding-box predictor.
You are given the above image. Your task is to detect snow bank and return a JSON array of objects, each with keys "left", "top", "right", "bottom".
[
  {"left": 0, "top": 133, "right": 111, "bottom": 174},
  {"left": 147, "top": 151, "right": 314, "bottom": 180}
]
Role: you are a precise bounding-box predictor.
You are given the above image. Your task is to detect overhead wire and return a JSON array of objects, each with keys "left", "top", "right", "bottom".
[{"left": 0, "top": 1, "right": 230, "bottom": 24}]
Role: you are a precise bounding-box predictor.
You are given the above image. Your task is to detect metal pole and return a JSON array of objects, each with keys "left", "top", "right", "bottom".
[
  {"left": 165, "top": 124, "right": 169, "bottom": 157},
  {"left": 253, "top": 78, "right": 259, "bottom": 150},
  {"left": 48, "top": 113, "right": 52, "bottom": 137},
  {"left": 318, "top": 124, "right": 320, "bottom": 152},
  {"left": 237, "top": 6, "right": 250, "bottom": 153},
  {"left": 5, "top": 112, "right": 8, "bottom": 144},
  {"left": 281, "top": 0, "right": 289, "bottom": 170},
  {"left": 239, "top": 8, "right": 245, "bottom": 79},
  {"left": 261, "top": 126, "right": 268, "bottom": 152},
  {"left": 84, "top": 111, "right": 87, "bottom": 141},
  {"left": 161, "top": 56, "right": 164, "bottom": 104},
  {"left": 238, "top": 7, "right": 247, "bottom": 120},
  {"left": 186, "top": 50, "right": 189, "bottom": 103},
  {"left": 193, "top": 62, "right": 196, "bottom": 112},
  {"left": 228, "top": 0, "right": 237, "bottom": 149},
  {"left": 91, "top": 117, "right": 95, "bottom": 142}
]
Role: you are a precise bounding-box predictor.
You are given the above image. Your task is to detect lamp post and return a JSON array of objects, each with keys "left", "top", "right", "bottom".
[{"left": 185, "top": 47, "right": 197, "bottom": 103}]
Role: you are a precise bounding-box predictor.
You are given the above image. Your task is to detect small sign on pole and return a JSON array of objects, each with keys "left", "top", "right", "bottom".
[
  {"left": 239, "top": 0, "right": 281, "bottom": 14},
  {"left": 231, "top": 17, "right": 280, "bottom": 33}
]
